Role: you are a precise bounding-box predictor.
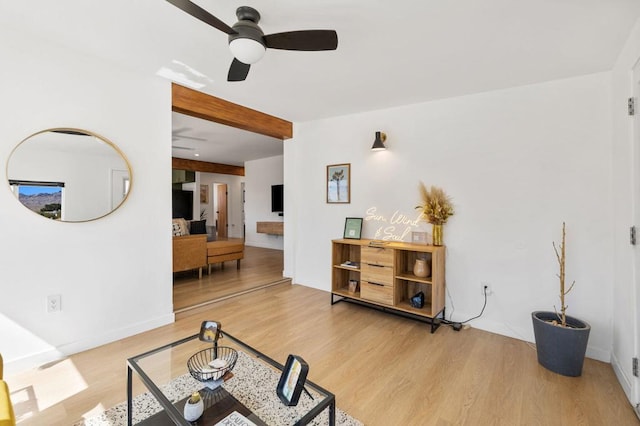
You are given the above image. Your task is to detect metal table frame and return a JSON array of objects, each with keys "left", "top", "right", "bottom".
[{"left": 126, "top": 331, "right": 335, "bottom": 426}]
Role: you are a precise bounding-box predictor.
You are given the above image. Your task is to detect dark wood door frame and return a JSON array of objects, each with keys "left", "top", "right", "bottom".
[
  {"left": 216, "top": 183, "right": 228, "bottom": 238},
  {"left": 171, "top": 83, "right": 293, "bottom": 175}
]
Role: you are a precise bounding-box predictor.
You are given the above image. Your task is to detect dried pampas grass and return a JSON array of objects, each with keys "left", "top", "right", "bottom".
[{"left": 416, "top": 182, "right": 455, "bottom": 225}]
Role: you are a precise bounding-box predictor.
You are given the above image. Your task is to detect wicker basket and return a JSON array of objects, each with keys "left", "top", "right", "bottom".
[{"left": 187, "top": 346, "right": 238, "bottom": 382}]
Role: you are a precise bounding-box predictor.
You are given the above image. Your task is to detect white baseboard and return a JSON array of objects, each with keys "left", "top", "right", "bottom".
[
  {"left": 611, "top": 351, "right": 634, "bottom": 403},
  {"left": 244, "top": 240, "right": 284, "bottom": 250},
  {"left": 449, "top": 311, "right": 611, "bottom": 363},
  {"left": 4, "top": 348, "right": 66, "bottom": 375},
  {"left": 5, "top": 313, "right": 175, "bottom": 375}
]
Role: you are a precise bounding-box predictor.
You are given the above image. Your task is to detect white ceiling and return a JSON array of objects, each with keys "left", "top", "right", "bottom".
[
  {"left": 171, "top": 112, "right": 282, "bottom": 165},
  {"left": 2, "top": 0, "right": 639, "bottom": 165}
]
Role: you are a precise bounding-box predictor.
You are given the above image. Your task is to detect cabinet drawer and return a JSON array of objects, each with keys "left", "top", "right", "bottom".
[
  {"left": 362, "top": 246, "right": 394, "bottom": 266},
  {"left": 361, "top": 263, "right": 394, "bottom": 285},
  {"left": 361, "top": 281, "right": 393, "bottom": 305}
]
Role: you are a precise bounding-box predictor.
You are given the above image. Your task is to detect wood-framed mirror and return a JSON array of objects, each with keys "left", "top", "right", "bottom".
[{"left": 6, "top": 128, "right": 132, "bottom": 222}]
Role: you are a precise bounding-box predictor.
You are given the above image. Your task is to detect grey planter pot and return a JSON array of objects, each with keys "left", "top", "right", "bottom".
[{"left": 531, "top": 311, "right": 591, "bottom": 377}]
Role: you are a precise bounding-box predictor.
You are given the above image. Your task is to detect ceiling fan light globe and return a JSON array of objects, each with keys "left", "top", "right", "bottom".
[{"left": 229, "top": 38, "right": 266, "bottom": 64}]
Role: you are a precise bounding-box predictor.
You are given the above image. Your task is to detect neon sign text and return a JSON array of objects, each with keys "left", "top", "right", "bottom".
[{"left": 365, "top": 206, "right": 424, "bottom": 241}]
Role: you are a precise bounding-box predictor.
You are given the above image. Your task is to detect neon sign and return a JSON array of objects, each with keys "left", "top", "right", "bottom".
[{"left": 365, "top": 206, "right": 424, "bottom": 241}]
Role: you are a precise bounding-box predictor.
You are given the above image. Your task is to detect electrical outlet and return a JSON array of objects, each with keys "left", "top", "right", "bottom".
[
  {"left": 481, "top": 282, "right": 492, "bottom": 296},
  {"left": 47, "top": 294, "right": 62, "bottom": 313}
]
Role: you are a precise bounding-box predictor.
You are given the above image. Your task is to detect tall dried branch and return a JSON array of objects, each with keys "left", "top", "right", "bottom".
[
  {"left": 564, "top": 280, "right": 575, "bottom": 296},
  {"left": 554, "top": 222, "right": 571, "bottom": 327}
]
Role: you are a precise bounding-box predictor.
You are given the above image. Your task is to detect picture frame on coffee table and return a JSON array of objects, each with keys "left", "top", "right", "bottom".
[{"left": 277, "top": 354, "right": 309, "bottom": 406}]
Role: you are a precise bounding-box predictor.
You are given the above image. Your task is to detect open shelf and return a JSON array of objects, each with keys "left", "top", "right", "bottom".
[
  {"left": 395, "top": 301, "right": 434, "bottom": 316},
  {"left": 334, "top": 264, "right": 361, "bottom": 272},
  {"left": 332, "top": 288, "right": 360, "bottom": 299},
  {"left": 395, "top": 273, "right": 433, "bottom": 284}
]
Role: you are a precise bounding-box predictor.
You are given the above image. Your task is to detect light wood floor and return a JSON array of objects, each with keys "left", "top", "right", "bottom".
[
  {"left": 173, "top": 245, "right": 285, "bottom": 312},
  {"left": 7, "top": 283, "right": 639, "bottom": 425}
]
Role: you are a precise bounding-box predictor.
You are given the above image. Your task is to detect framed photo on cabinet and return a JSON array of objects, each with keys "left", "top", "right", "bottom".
[
  {"left": 343, "top": 217, "right": 363, "bottom": 239},
  {"left": 327, "top": 163, "right": 350, "bottom": 203}
]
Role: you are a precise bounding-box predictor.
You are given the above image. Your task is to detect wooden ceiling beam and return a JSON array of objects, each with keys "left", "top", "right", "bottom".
[
  {"left": 171, "top": 83, "right": 293, "bottom": 140},
  {"left": 172, "top": 157, "right": 245, "bottom": 176}
]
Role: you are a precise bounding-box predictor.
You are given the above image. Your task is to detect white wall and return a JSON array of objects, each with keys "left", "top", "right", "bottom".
[
  {"left": 0, "top": 27, "right": 174, "bottom": 372},
  {"left": 611, "top": 15, "right": 640, "bottom": 404},
  {"left": 199, "top": 172, "right": 245, "bottom": 238},
  {"left": 245, "top": 155, "right": 284, "bottom": 250},
  {"left": 287, "top": 73, "right": 613, "bottom": 362}
]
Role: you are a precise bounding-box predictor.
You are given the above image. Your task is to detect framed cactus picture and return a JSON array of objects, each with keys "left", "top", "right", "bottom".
[{"left": 327, "top": 163, "right": 350, "bottom": 203}]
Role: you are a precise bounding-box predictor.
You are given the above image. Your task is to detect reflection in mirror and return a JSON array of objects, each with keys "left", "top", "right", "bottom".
[{"left": 6, "top": 128, "right": 132, "bottom": 222}]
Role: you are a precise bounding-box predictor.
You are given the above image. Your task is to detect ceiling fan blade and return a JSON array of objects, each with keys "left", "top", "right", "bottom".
[
  {"left": 165, "top": 0, "right": 236, "bottom": 35},
  {"left": 174, "top": 135, "right": 206, "bottom": 141},
  {"left": 264, "top": 30, "right": 338, "bottom": 51},
  {"left": 228, "top": 58, "right": 251, "bottom": 82}
]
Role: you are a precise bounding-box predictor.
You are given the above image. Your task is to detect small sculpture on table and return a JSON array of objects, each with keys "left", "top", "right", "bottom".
[
  {"left": 410, "top": 291, "right": 425, "bottom": 309},
  {"left": 183, "top": 391, "right": 204, "bottom": 422}
]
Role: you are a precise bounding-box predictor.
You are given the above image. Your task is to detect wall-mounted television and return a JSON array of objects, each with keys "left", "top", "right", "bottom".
[
  {"left": 271, "top": 184, "right": 284, "bottom": 213},
  {"left": 172, "top": 189, "right": 193, "bottom": 220}
]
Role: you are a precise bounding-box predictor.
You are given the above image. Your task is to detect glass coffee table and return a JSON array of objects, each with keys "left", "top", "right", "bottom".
[{"left": 126, "top": 331, "right": 335, "bottom": 426}]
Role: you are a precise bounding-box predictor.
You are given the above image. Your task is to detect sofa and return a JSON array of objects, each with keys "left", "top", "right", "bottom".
[
  {"left": 173, "top": 234, "right": 207, "bottom": 278},
  {"left": 172, "top": 218, "right": 244, "bottom": 277},
  {"left": 0, "top": 354, "right": 16, "bottom": 426}
]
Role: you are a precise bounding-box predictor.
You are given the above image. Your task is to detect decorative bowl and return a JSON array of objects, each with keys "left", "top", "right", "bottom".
[{"left": 187, "top": 346, "right": 238, "bottom": 382}]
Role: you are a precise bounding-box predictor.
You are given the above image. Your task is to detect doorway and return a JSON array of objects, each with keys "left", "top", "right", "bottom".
[
  {"left": 634, "top": 58, "right": 640, "bottom": 413},
  {"left": 215, "top": 183, "right": 228, "bottom": 238},
  {"left": 171, "top": 84, "right": 292, "bottom": 313}
]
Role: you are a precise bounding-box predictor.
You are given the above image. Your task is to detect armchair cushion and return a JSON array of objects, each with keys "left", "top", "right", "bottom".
[
  {"left": 0, "top": 354, "right": 16, "bottom": 426},
  {"left": 0, "top": 380, "right": 14, "bottom": 426},
  {"left": 189, "top": 220, "right": 207, "bottom": 235},
  {"left": 171, "top": 218, "right": 190, "bottom": 236}
]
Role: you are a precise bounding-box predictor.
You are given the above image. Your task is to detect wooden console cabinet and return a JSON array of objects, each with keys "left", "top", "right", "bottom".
[
  {"left": 256, "top": 221, "right": 284, "bottom": 235},
  {"left": 331, "top": 239, "right": 445, "bottom": 332}
]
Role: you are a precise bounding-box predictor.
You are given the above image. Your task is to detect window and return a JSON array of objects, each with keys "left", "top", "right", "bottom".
[{"left": 9, "top": 180, "right": 64, "bottom": 220}]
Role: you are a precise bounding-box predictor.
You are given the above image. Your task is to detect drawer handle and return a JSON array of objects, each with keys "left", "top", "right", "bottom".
[
  {"left": 368, "top": 282, "right": 385, "bottom": 287},
  {"left": 367, "top": 263, "right": 385, "bottom": 268}
]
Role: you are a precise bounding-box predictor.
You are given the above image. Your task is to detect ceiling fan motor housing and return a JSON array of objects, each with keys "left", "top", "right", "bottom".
[
  {"left": 228, "top": 7, "right": 266, "bottom": 64},
  {"left": 229, "top": 21, "right": 265, "bottom": 47}
]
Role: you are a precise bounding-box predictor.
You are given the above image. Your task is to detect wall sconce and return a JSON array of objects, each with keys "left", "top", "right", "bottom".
[{"left": 371, "top": 131, "right": 387, "bottom": 151}]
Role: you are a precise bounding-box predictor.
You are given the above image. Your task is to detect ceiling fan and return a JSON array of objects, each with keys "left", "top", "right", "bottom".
[
  {"left": 165, "top": 0, "right": 338, "bottom": 81},
  {"left": 172, "top": 127, "right": 206, "bottom": 146}
]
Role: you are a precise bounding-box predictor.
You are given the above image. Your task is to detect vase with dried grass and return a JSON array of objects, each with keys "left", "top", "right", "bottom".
[{"left": 416, "top": 183, "right": 454, "bottom": 246}]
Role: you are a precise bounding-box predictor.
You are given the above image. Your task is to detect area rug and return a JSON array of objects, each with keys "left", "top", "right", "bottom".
[{"left": 75, "top": 351, "right": 363, "bottom": 425}]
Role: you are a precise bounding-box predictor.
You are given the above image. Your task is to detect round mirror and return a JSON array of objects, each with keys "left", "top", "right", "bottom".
[{"left": 6, "top": 128, "right": 132, "bottom": 222}]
